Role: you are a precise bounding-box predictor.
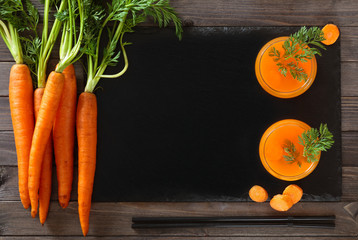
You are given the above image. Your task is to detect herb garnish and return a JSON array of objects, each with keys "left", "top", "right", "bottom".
[
  {"left": 269, "top": 26, "right": 326, "bottom": 82},
  {"left": 282, "top": 124, "right": 334, "bottom": 166},
  {"left": 298, "top": 123, "right": 334, "bottom": 163},
  {"left": 283, "top": 140, "right": 301, "bottom": 167}
]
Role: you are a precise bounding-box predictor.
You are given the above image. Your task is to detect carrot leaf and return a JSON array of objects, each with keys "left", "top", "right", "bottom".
[{"left": 83, "top": 0, "right": 183, "bottom": 93}]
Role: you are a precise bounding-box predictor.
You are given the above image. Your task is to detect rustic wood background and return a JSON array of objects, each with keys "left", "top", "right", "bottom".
[{"left": 1, "top": 0, "right": 358, "bottom": 239}]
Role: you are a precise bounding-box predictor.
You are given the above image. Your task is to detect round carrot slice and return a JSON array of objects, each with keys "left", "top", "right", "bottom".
[
  {"left": 283, "top": 184, "right": 303, "bottom": 204},
  {"left": 249, "top": 185, "right": 268, "bottom": 202},
  {"left": 321, "top": 24, "right": 340, "bottom": 45},
  {"left": 270, "top": 194, "right": 293, "bottom": 211}
]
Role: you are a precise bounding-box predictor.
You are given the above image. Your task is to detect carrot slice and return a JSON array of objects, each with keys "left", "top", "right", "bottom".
[
  {"left": 270, "top": 194, "right": 293, "bottom": 212},
  {"left": 321, "top": 24, "right": 340, "bottom": 45},
  {"left": 283, "top": 184, "right": 303, "bottom": 204},
  {"left": 249, "top": 185, "right": 268, "bottom": 202}
]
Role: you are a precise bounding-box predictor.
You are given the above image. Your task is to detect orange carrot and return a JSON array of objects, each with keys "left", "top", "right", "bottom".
[
  {"left": 283, "top": 184, "right": 303, "bottom": 204},
  {"left": 321, "top": 24, "right": 340, "bottom": 45},
  {"left": 249, "top": 185, "right": 268, "bottom": 202},
  {"left": 53, "top": 64, "right": 77, "bottom": 208},
  {"left": 34, "top": 88, "right": 53, "bottom": 224},
  {"left": 9, "top": 64, "right": 34, "bottom": 209},
  {"left": 77, "top": 92, "right": 97, "bottom": 236},
  {"left": 28, "top": 71, "right": 65, "bottom": 217},
  {"left": 270, "top": 194, "right": 293, "bottom": 212}
]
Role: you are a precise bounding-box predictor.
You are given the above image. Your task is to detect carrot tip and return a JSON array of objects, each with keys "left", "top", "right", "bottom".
[{"left": 31, "top": 208, "right": 37, "bottom": 218}]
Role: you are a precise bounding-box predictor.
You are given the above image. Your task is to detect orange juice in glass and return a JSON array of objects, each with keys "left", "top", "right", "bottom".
[
  {"left": 255, "top": 37, "right": 317, "bottom": 98},
  {"left": 259, "top": 119, "right": 320, "bottom": 181}
]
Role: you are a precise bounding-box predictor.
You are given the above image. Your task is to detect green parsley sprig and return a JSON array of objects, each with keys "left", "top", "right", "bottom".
[
  {"left": 269, "top": 26, "right": 326, "bottom": 82},
  {"left": 298, "top": 123, "right": 334, "bottom": 163},
  {"left": 282, "top": 123, "right": 334, "bottom": 166},
  {"left": 283, "top": 140, "right": 301, "bottom": 167}
]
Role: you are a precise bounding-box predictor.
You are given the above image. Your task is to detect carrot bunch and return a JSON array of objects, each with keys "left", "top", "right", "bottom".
[
  {"left": 3, "top": 0, "right": 183, "bottom": 235},
  {"left": 29, "top": 0, "right": 84, "bottom": 222}
]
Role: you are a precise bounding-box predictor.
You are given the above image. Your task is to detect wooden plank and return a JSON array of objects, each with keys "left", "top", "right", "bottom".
[
  {"left": 0, "top": 26, "right": 357, "bottom": 63},
  {"left": 0, "top": 132, "right": 16, "bottom": 165},
  {"left": 342, "top": 62, "right": 358, "bottom": 96},
  {"left": 342, "top": 97, "right": 358, "bottom": 131},
  {"left": 0, "top": 97, "right": 12, "bottom": 131},
  {"left": 342, "top": 131, "right": 358, "bottom": 166},
  {"left": 0, "top": 62, "right": 12, "bottom": 97},
  {"left": 342, "top": 167, "right": 358, "bottom": 201},
  {"left": 170, "top": 0, "right": 358, "bottom": 27},
  {"left": 2, "top": 237, "right": 357, "bottom": 240},
  {"left": 1, "top": 166, "right": 357, "bottom": 201},
  {"left": 0, "top": 201, "right": 356, "bottom": 236}
]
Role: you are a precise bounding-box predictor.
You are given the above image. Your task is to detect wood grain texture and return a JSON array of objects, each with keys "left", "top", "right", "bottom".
[
  {"left": 0, "top": 201, "right": 357, "bottom": 237},
  {"left": 2, "top": 237, "right": 357, "bottom": 240},
  {"left": 1, "top": 166, "right": 357, "bottom": 201},
  {"left": 342, "top": 131, "right": 358, "bottom": 166},
  {"left": 342, "top": 62, "right": 358, "bottom": 96},
  {"left": 342, "top": 97, "right": 358, "bottom": 131},
  {"left": 169, "top": 0, "right": 358, "bottom": 27}
]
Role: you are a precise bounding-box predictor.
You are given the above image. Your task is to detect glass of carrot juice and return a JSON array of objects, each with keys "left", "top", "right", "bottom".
[
  {"left": 255, "top": 37, "right": 317, "bottom": 98},
  {"left": 259, "top": 119, "right": 320, "bottom": 181}
]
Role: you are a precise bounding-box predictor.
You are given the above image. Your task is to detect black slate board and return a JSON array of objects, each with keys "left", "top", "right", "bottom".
[{"left": 93, "top": 27, "right": 341, "bottom": 202}]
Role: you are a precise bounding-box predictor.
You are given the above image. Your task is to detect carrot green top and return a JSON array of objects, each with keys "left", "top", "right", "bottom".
[
  {"left": 56, "top": 0, "right": 85, "bottom": 73},
  {"left": 82, "top": 0, "right": 183, "bottom": 93},
  {"left": 0, "top": 0, "right": 39, "bottom": 64}
]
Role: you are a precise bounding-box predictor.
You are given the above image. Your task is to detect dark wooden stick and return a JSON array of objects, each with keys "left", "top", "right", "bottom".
[
  {"left": 132, "top": 215, "right": 336, "bottom": 224},
  {"left": 132, "top": 221, "right": 335, "bottom": 229}
]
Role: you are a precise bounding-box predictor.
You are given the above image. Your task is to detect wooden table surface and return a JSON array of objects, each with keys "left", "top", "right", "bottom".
[{"left": 1, "top": 0, "right": 358, "bottom": 239}]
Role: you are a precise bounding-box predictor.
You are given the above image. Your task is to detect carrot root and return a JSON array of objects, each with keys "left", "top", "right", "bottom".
[
  {"left": 28, "top": 71, "right": 65, "bottom": 217},
  {"left": 53, "top": 64, "right": 77, "bottom": 209},
  {"left": 77, "top": 92, "right": 97, "bottom": 236},
  {"left": 34, "top": 88, "right": 53, "bottom": 224},
  {"left": 9, "top": 64, "right": 34, "bottom": 209}
]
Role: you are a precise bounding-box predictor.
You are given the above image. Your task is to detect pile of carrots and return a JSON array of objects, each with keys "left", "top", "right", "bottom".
[{"left": 3, "top": 0, "right": 182, "bottom": 236}]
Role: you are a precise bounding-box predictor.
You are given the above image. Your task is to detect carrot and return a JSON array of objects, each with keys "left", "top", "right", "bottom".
[
  {"left": 53, "top": 64, "right": 77, "bottom": 208},
  {"left": 270, "top": 194, "right": 293, "bottom": 212},
  {"left": 283, "top": 184, "right": 303, "bottom": 204},
  {"left": 28, "top": 72, "right": 65, "bottom": 217},
  {"left": 249, "top": 185, "right": 268, "bottom": 202},
  {"left": 9, "top": 64, "right": 34, "bottom": 209},
  {"left": 77, "top": 92, "right": 97, "bottom": 236},
  {"left": 34, "top": 88, "right": 53, "bottom": 224},
  {"left": 321, "top": 24, "right": 340, "bottom": 45}
]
